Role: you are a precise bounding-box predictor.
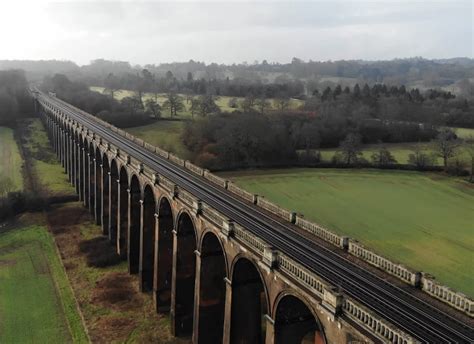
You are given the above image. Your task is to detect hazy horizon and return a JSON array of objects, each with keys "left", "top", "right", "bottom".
[{"left": 0, "top": 0, "right": 472, "bottom": 66}]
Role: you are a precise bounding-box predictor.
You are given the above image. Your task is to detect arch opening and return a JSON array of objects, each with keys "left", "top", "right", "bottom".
[
  {"left": 101, "top": 157, "right": 110, "bottom": 236},
  {"left": 197, "top": 232, "right": 226, "bottom": 344},
  {"left": 128, "top": 175, "right": 141, "bottom": 274},
  {"left": 140, "top": 185, "right": 156, "bottom": 291},
  {"left": 94, "top": 147, "right": 102, "bottom": 224},
  {"left": 118, "top": 167, "right": 129, "bottom": 257},
  {"left": 78, "top": 136, "right": 85, "bottom": 201},
  {"left": 173, "top": 212, "right": 197, "bottom": 337},
  {"left": 275, "top": 295, "right": 325, "bottom": 344},
  {"left": 82, "top": 138, "right": 90, "bottom": 207},
  {"left": 230, "top": 258, "right": 268, "bottom": 344},
  {"left": 109, "top": 159, "right": 119, "bottom": 245},
  {"left": 155, "top": 197, "right": 174, "bottom": 312},
  {"left": 74, "top": 132, "right": 80, "bottom": 195},
  {"left": 88, "top": 142, "right": 95, "bottom": 214}
]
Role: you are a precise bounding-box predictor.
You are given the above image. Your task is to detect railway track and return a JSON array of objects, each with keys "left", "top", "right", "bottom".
[{"left": 40, "top": 92, "right": 474, "bottom": 343}]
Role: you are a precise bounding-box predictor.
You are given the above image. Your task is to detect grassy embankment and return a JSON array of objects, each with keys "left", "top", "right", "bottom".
[
  {"left": 221, "top": 168, "right": 474, "bottom": 297},
  {"left": 20, "top": 118, "right": 75, "bottom": 197},
  {"left": 0, "top": 126, "right": 24, "bottom": 195},
  {"left": 0, "top": 214, "right": 88, "bottom": 343}
]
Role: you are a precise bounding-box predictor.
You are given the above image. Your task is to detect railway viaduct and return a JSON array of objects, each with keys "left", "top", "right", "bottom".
[{"left": 34, "top": 90, "right": 474, "bottom": 344}]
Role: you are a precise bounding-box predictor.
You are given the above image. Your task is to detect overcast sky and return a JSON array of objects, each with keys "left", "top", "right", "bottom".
[{"left": 0, "top": 0, "right": 472, "bottom": 65}]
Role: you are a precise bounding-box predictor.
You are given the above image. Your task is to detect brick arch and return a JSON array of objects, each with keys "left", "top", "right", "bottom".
[
  {"left": 174, "top": 208, "right": 198, "bottom": 239},
  {"left": 198, "top": 228, "right": 229, "bottom": 277},
  {"left": 140, "top": 183, "right": 157, "bottom": 292},
  {"left": 172, "top": 210, "right": 199, "bottom": 337},
  {"left": 128, "top": 173, "right": 142, "bottom": 274},
  {"left": 229, "top": 254, "right": 270, "bottom": 343},
  {"left": 117, "top": 165, "right": 130, "bottom": 256},
  {"left": 195, "top": 230, "right": 228, "bottom": 344},
  {"left": 154, "top": 194, "right": 175, "bottom": 313},
  {"left": 272, "top": 291, "right": 327, "bottom": 344},
  {"left": 108, "top": 158, "right": 120, "bottom": 245}
]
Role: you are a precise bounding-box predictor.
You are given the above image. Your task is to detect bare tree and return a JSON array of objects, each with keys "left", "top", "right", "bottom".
[
  {"left": 339, "top": 133, "right": 363, "bottom": 165},
  {"left": 434, "top": 128, "right": 461, "bottom": 170},
  {"left": 162, "top": 93, "right": 185, "bottom": 117},
  {"left": 240, "top": 94, "right": 256, "bottom": 112},
  {"left": 255, "top": 96, "right": 271, "bottom": 114},
  {"left": 408, "top": 147, "right": 436, "bottom": 169},
  {"left": 371, "top": 147, "right": 397, "bottom": 166},
  {"left": 104, "top": 73, "right": 120, "bottom": 99},
  {"left": 274, "top": 96, "right": 290, "bottom": 111},
  {"left": 145, "top": 99, "right": 161, "bottom": 118}
]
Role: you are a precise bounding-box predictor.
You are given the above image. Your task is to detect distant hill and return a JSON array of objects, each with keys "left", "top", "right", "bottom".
[{"left": 1, "top": 57, "right": 473, "bottom": 93}]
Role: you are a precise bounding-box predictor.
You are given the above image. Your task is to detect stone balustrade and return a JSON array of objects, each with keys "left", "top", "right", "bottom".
[
  {"left": 421, "top": 274, "right": 473, "bottom": 316},
  {"left": 203, "top": 170, "right": 228, "bottom": 188},
  {"left": 227, "top": 181, "right": 256, "bottom": 203},
  {"left": 342, "top": 298, "right": 415, "bottom": 344},
  {"left": 169, "top": 153, "right": 185, "bottom": 166},
  {"left": 348, "top": 240, "right": 420, "bottom": 286},
  {"left": 184, "top": 161, "right": 204, "bottom": 176},
  {"left": 295, "top": 216, "right": 347, "bottom": 248},
  {"left": 256, "top": 196, "right": 295, "bottom": 223}
]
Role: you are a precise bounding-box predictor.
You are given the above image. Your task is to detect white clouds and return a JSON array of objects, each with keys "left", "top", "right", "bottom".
[{"left": 0, "top": 0, "right": 471, "bottom": 64}]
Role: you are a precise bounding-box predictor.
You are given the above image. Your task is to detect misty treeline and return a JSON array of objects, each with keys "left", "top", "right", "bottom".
[
  {"left": 0, "top": 70, "right": 34, "bottom": 126},
  {"left": 2, "top": 57, "right": 473, "bottom": 89}
]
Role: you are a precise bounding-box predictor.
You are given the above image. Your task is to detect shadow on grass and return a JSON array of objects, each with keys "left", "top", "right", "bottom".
[{"left": 78, "top": 237, "right": 123, "bottom": 268}]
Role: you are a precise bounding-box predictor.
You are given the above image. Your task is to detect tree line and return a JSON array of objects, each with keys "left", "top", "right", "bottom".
[{"left": 0, "top": 70, "right": 34, "bottom": 127}]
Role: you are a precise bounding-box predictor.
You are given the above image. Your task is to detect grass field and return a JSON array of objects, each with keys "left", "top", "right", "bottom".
[
  {"left": 0, "top": 214, "right": 88, "bottom": 343},
  {"left": 126, "top": 120, "right": 191, "bottom": 159},
  {"left": 221, "top": 168, "right": 474, "bottom": 296},
  {"left": 90, "top": 86, "right": 304, "bottom": 118},
  {"left": 454, "top": 127, "right": 474, "bottom": 139},
  {"left": 319, "top": 141, "right": 472, "bottom": 166},
  {"left": 21, "top": 119, "right": 75, "bottom": 197},
  {"left": 0, "top": 126, "right": 23, "bottom": 195}
]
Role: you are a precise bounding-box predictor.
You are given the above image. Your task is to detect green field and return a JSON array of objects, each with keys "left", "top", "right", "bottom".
[
  {"left": 21, "top": 119, "right": 75, "bottom": 197},
  {"left": 221, "top": 168, "right": 474, "bottom": 296},
  {"left": 319, "top": 141, "right": 472, "bottom": 166},
  {"left": 454, "top": 127, "right": 474, "bottom": 139},
  {"left": 0, "top": 215, "right": 88, "bottom": 343},
  {"left": 0, "top": 126, "right": 23, "bottom": 195},
  {"left": 126, "top": 120, "right": 191, "bottom": 159},
  {"left": 90, "top": 86, "right": 304, "bottom": 118}
]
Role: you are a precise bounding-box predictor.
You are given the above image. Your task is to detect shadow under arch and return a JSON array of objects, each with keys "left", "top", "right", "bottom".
[
  {"left": 140, "top": 184, "right": 156, "bottom": 292},
  {"left": 128, "top": 174, "right": 141, "bottom": 274},
  {"left": 88, "top": 141, "right": 95, "bottom": 214},
  {"left": 230, "top": 256, "right": 269, "bottom": 344},
  {"left": 109, "top": 159, "right": 119, "bottom": 245},
  {"left": 118, "top": 166, "right": 129, "bottom": 257},
  {"left": 274, "top": 294, "right": 326, "bottom": 344},
  {"left": 101, "top": 155, "right": 110, "bottom": 235},
  {"left": 172, "top": 210, "right": 198, "bottom": 337},
  {"left": 94, "top": 146, "right": 102, "bottom": 224},
  {"left": 155, "top": 195, "right": 174, "bottom": 313},
  {"left": 196, "top": 230, "right": 227, "bottom": 344},
  {"left": 82, "top": 136, "right": 90, "bottom": 208}
]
